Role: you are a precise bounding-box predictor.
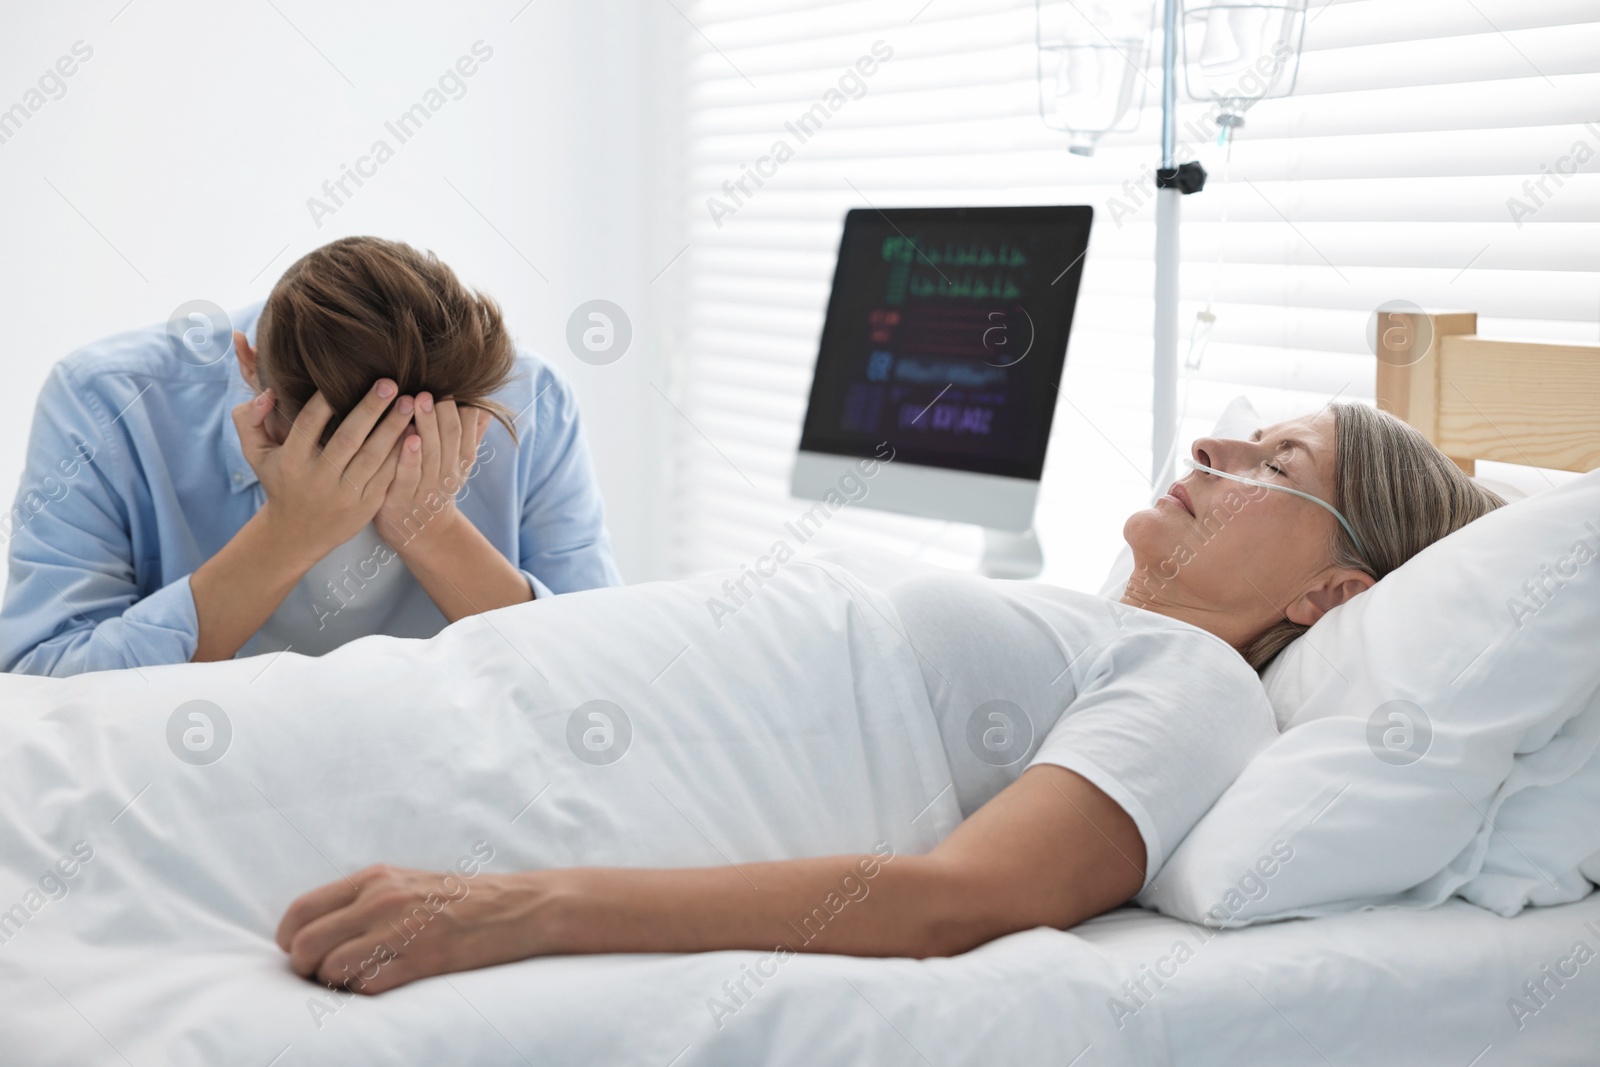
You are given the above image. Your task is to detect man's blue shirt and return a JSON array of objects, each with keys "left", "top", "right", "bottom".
[{"left": 1, "top": 301, "right": 622, "bottom": 676}]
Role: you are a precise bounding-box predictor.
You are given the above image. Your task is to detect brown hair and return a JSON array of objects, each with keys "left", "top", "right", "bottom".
[
  {"left": 257, "top": 236, "right": 519, "bottom": 445},
  {"left": 1240, "top": 401, "right": 1506, "bottom": 672}
]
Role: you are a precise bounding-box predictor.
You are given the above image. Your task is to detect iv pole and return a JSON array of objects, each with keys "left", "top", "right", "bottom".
[
  {"left": 1044, "top": 0, "right": 1309, "bottom": 484},
  {"left": 1000, "top": 0, "right": 1209, "bottom": 578},
  {"left": 1151, "top": 0, "right": 1206, "bottom": 487}
]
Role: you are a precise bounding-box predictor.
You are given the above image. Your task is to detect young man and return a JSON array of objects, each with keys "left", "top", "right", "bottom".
[{"left": 1, "top": 236, "right": 621, "bottom": 676}]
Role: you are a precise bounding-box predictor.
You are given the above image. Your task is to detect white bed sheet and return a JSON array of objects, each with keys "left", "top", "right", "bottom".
[
  {"left": 3, "top": 555, "right": 1594, "bottom": 1065},
  {"left": 0, "top": 562, "right": 1162, "bottom": 1067},
  {"left": 1076, "top": 893, "right": 1600, "bottom": 1067}
]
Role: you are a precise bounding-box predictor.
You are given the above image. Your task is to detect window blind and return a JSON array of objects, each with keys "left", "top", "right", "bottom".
[{"left": 665, "top": 0, "right": 1600, "bottom": 589}]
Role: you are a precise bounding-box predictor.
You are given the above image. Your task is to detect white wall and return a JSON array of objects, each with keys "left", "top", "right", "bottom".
[{"left": 0, "top": 0, "right": 680, "bottom": 600}]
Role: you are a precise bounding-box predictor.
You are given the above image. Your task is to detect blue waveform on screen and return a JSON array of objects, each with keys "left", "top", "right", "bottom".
[{"left": 892, "top": 358, "right": 1008, "bottom": 387}]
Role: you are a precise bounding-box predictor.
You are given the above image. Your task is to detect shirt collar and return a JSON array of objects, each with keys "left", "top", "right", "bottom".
[{"left": 220, "top": 300, "right": 267, "bottom": 496}]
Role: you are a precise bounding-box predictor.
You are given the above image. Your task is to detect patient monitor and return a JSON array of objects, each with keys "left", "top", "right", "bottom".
[{"left": 791, "top": 205, "right": 1092, "bottom": 578}]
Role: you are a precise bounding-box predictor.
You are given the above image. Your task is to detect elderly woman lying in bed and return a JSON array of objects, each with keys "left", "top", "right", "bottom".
[{"left": 275, "top": 402, "right": 1502, "bottom": 994}]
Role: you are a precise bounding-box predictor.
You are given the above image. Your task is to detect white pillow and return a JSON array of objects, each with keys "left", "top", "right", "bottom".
[
  {"left": 1139, "top": 466, "right": 1600, "bottom": 926},
  {"left": 1259, "top": 470, "right": 1599, "bottom": 918},
  {"left": 1452, "top": 690, "right": 1600, "bottom": 915}
]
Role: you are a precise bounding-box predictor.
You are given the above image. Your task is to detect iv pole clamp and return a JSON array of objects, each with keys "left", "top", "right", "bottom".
[{"left": 1155, "top": 161, "right": 1208, "bottom": 194}]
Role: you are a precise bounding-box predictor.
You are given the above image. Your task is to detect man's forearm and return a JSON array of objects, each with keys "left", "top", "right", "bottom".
[
  {"left": 190, "top": 507, "right": 317, "bottom": 661},
  {"left": 502, "top": 851, "right": 997, "bottom": 962},
  {"left": 388, "top": 510, "right": 533, "bottom": 623}
]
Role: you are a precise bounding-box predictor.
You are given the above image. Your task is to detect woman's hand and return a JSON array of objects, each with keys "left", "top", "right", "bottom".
[
  {"left": 234, "top": 381, "right": 415, "bottom": 566},
  {"left": 276, "top": 767, "right": 1145, "bottom": 996},
  {"left": 276, "top": 864, "right": 548, "bottom": 994},
  {"left": 374, "top": 392, "right": 489, "bottom": 552}
]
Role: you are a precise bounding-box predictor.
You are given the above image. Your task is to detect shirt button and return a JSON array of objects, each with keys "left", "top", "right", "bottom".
[{"left": 232, "top": 471, "right": 243, "bottom": 483}]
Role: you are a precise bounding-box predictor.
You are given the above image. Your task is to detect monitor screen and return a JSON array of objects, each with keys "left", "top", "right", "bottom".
[{"left": 797, "top": 205, "right": 1092, "bottom": 482}]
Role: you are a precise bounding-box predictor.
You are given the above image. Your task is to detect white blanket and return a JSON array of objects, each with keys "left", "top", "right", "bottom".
[{"left": 0, "top": 560, "right": 1163, "bottom": 1066}]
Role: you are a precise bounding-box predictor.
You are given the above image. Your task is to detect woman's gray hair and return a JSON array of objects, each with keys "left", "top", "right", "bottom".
[{"left": 1240, "top": 401, "right": 1507, "bottom": 672}]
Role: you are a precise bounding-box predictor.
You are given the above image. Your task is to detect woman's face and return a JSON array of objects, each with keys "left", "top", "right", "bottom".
[{"left": 1121, "top": 408, "right": 1373, "bottom": 641}]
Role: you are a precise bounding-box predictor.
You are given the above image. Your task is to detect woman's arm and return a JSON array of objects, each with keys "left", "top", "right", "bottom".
[{"left": 276, "top": 765, "right": 1146, "bottom": 994}]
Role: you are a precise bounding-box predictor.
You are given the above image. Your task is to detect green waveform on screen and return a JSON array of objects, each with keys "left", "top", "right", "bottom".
[
  {"left": 882, "top": 235, "right": 1029, "bottom": 303},
  {"left": 905, "top": 272, "right": 1022, "bottom": 300},
  {"left": 881, "top": 236, "right": 1030, "bottom": 269}
]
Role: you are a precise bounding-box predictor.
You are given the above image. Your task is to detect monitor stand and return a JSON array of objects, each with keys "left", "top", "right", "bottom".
[{"left": 980, "top": 526, "right": 1043, "bottom": 580}]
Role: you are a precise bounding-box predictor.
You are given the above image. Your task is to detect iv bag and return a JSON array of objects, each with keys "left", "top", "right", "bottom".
[
  {"left": 1180, "top": 1, "right": 1308, "bottom": 131},
  {"left": 1037, "top": 0, "right": 1157, "bottom": 156}
]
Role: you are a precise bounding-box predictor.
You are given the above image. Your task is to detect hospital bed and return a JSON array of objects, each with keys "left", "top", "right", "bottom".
[{"left": 0, "top": 312, "right": 1596, "bottom": 1066}]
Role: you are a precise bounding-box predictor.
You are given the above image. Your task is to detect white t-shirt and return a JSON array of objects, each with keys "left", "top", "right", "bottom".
[
  {"left": 819, "top": 547, "right": 1278, "bottom": 888},
  {"left": 241, "top": 520, "right": 445, "bottom": 659}
]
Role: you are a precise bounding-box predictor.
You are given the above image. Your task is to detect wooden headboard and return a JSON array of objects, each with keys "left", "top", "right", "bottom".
[{"left": 1374, "top": 310, "right": 1600, "bottom": 475}]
